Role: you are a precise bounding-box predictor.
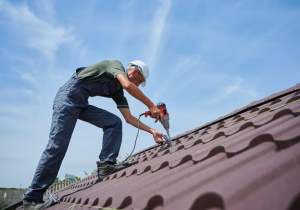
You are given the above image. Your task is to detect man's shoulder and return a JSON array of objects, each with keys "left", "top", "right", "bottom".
[
  {"left": 109, "top": 60, "right": 125, "bottom": 69},
  {"left": 108, "top": 59, "right": 122, "bottom": 63},
  {"left": 84, "top": 60, "right": 109, "bottom": 70},
  {"left": 84, "top": 60, "right": 124, "bottom": 70}
]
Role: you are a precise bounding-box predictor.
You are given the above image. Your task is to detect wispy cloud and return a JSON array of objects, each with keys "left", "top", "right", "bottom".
[
  {"left": 147, "top": 0, "right": 171, "bottom": 66},
  {"left": 150, "top": 54, "right": 203, "bottom": 102},
  {"left": 220, "top": 77, "right": 243, "bottom": 98},
  {"left": 18, "top": 71, "right": 37, "bottom": 85},
  {"left": 0, "top": 0, "right": 299, "bottom": 188},
  {"left": 210, "top": 76, "right": 258, "bottom": 102},
  {"left": 0, "top": 0, "right": 75, "bottom": 62},
  {"left": 172, "top": 55, "right": 204, "bottom": 75}
]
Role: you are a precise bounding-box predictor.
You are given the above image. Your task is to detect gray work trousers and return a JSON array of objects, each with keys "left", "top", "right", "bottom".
[{"left": 24, "top": 72, "right": 122, "bottom": 201}]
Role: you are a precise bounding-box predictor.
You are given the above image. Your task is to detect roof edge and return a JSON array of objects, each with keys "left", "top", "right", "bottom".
[
  {"left": 173, "top": 83, "right": 300, "bottom": 140},
  {"left": 128, "top": 83, "right": 300, "bottom": 159}
]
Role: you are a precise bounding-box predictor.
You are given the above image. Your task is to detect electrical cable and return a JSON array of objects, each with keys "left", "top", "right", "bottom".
[{"left": 54, "top": 113, "right": 145, "bottom": 202}]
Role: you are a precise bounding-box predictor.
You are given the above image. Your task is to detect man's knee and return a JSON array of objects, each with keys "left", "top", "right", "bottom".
[{"left": 111, "top": 115, "right": 122, "bottom": 128}]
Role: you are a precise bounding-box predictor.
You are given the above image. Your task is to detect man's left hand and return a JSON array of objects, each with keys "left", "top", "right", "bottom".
[{"left": 150, "top": 129, "right": 164, "bottom": 144}]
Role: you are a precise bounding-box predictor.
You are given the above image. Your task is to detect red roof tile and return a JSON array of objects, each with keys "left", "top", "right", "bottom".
[{"left": 34, "top": 83, "right": 300, "bottom": 210}]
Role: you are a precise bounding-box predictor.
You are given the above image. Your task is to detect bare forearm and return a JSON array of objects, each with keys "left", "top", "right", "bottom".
[
  {"left": 126, "top": 115, "right": 153, "bottom": 134},
  {"left": 125, "top": 83, "right": 154, "bottom": 108},
  {"left": 120, "top": 108, "right": 164, "bottom": 145},
  {"left": 117, "top": 73, "right": 162, "bottom": 122}
]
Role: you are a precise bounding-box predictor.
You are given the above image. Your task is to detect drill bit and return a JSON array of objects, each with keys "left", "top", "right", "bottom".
[
  {"left": 166, "top": 129, "right": 170, "bottom": 142},
  {"left": 163, "top": 134, "right": 172, "bottom": 147}
]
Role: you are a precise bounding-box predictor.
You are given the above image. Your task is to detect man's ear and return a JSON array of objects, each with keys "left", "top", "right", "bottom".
[
  {"left": 132, "top": 69, "right": 139, "bottom": 75},
  {"left": 126, "top": 68, "right": 134, "bottom": 76}
]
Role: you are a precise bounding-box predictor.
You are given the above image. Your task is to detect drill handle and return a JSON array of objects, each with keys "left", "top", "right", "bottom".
[{"left": 145, "top": 111, "right": 151, "bottom": 117}]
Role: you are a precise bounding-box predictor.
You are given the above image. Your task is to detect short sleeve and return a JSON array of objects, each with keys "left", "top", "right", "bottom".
[
  {"left": 108, "top": 60, "right": 127, "bottom": 78},
  {"left": 112, "top": 89, "right": 129, "bottom": 109}
]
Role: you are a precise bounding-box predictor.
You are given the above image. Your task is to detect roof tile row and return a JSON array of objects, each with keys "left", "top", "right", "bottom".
[{"left": 24, "top": 83, "right": 300, "bottom": 210}]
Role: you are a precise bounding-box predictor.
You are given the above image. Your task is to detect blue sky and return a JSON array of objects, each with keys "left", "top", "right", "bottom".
[{"left": 0, "top": 0, "right": 299, "bottom": 188}]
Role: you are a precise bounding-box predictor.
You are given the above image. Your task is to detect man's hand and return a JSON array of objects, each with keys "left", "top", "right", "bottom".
[
  {"left": 149, "top": 104, "right": 163, "bottom": 123},
  {"left": 119, "top": 108, "right": 165, "bottom": 145},
  {"left": 150, "top": 128, "right": 164, "bottom": 144}
]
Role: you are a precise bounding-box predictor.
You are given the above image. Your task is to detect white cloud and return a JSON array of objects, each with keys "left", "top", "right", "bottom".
[
  {"left": 17, "top": 70, "right": 37, "bottom": 85},
  {"left": 241, "top": 89, "right": 258, "bottom": 97},
  {"left": 210, "top": 76, "right": 258, "bottom": 102},
  {"left": 36, "top": 0, "right": 56, "bottom": 24},
  {"left": 150, "top": 54, "right": 203, "bottom": 102},
  {"left": 147, "top": 0, "right": 171, "bottom": 66},
  {"left": 0, "top": 0, "right": 75, "bottom": 62},
  {"left": 172, "top": 55, "right": 204, "bottom": 75},
  {"left": 221, "top": 77, "right": 243, "bottom": 98},
  {"left": 223, "top": 85, "right": 239, "bottom": 96}
]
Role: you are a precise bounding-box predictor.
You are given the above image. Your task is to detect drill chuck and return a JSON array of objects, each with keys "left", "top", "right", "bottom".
[
  {"left": 144, "top": 102, "right": 171, "bottom": 144},
  {"left": 161, "top": 115, "right": 170, "bottom": 131}
]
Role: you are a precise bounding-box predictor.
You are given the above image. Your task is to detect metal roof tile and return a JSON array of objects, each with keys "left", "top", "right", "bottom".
[{"left": 44, "top": 84, "right": 300, "bottom": 210}]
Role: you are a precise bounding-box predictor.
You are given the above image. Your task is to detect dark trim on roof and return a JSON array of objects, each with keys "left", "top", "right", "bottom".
[
  {"left": 2, "top": 200, "right": 23, "bottom": 210},
  {"left": 132, "top": 84, "right": 300, "bottom": 157},
  {"left": 183, "top": 87, "right": 300, "bottom": 138}
]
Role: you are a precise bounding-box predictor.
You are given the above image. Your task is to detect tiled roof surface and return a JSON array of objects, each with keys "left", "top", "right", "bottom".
[{"left": 42, "top": 84, "right": 300, "bottom": 209}]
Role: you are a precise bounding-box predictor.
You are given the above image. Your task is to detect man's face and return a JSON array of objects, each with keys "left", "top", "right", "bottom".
[{"left": 127, "top": 69, "right": 145, "bottom": 87}]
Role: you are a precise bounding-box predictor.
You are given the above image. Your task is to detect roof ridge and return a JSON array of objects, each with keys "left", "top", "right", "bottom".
[
  {"left": 182, "top": 83, "right": 300, "bottom": 138},
  {"left": 129, "top": 83, "right": 300, "bottom": 158}
]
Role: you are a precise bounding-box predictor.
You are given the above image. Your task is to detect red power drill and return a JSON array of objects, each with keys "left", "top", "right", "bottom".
[{"left": 145, "top": 102, "right": 171, "bottom": 146}]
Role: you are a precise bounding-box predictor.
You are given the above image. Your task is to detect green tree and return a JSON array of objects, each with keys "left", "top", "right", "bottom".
[
  {"left": 74, "top": 176, "right": 81, "bottom": 182},
  {"left": 53, "top": 177, "right": 60, "bottom": 184},
  {"left": 116, "top": 156, "right": 122, "bottom": 163},
  {"left": 0, "top": 201, "right": 9, "bottom": 209}
]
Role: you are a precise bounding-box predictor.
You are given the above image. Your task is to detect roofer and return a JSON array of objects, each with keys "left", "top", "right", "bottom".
[{"left": 23, "top": 60, "right": 165, "bottom": 210}]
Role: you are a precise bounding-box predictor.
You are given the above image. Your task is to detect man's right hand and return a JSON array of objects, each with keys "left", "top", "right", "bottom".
[{"left": 149, "top": 104, "right": 163, "bottom": 123}]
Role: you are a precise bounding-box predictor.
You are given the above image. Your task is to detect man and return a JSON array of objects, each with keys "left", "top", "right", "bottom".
[{"left": 23, "top": 60, "right": 164, "bottom": 210}]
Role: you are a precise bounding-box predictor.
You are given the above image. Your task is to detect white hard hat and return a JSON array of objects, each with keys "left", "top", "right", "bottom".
[{"left": 128, "top": 60, "right": 149, "bottom": 87}]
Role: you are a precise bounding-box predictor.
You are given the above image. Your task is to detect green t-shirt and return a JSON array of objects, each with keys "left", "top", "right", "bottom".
[{"left": 77, "top": 60, "right": 129, "bottom": 109}]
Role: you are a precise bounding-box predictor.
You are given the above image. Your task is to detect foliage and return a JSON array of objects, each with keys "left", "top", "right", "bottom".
[
  {"left": 0, "top": 188, "right": 28, "bottom": 191},
  {"left": 0, "top": 188, "right": 28, "bottom": 195},
  {"left": 74, "top": 176, "right": 81, "bottom": 182},
  {"left": 0, "top": 201, "right": 9, "bottom": 209},
  {"left": 91, "top": 169, "right": 97, "bottom": 175},
  {"left": 53, "top": 177, "right": 60, "bottom": 184},
  {"left": 0, "top": 188, "right": 28, "bottom": 209}
]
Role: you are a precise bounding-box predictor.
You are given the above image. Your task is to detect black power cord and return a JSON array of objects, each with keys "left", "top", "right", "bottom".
[{"left": 53, "top": 113, "right": 145, "bottom": 202}]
